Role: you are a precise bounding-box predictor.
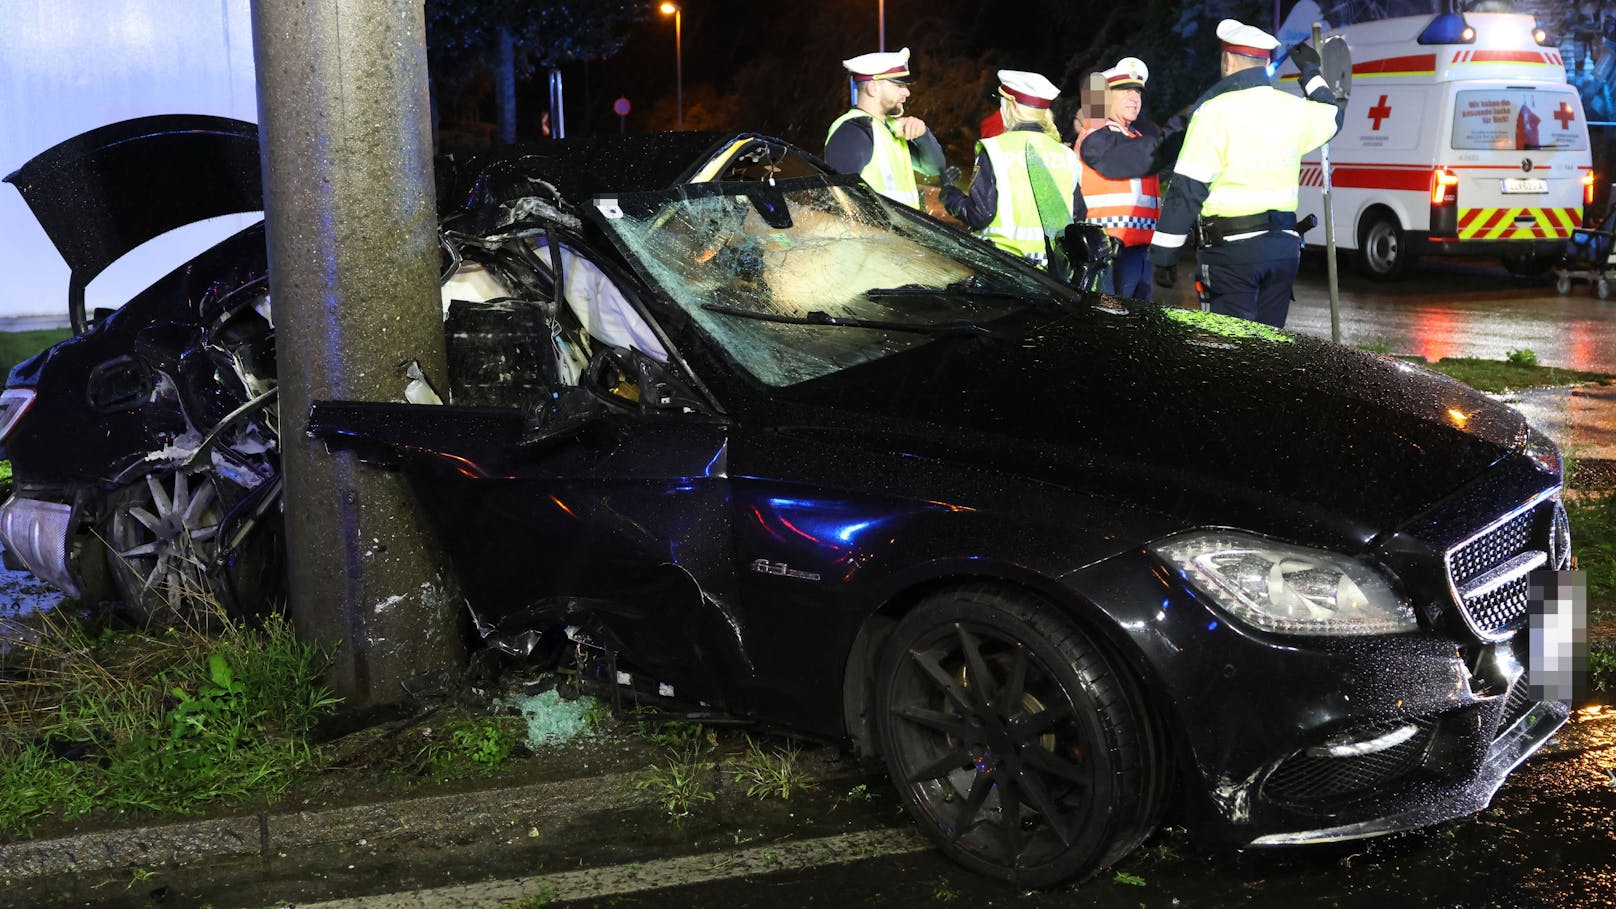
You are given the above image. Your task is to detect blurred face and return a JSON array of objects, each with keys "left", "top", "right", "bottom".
[{"left": 1107, "top": 87, "right": 1142, "bottom": 124}]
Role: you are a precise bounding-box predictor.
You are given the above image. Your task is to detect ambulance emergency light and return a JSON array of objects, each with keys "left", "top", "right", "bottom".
[{"left": 1417, "top": 13, "right": 1475, "bottom": 45}]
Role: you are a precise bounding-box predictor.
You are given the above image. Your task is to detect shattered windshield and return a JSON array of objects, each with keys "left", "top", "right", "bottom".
[{"left": 594, "top": 177, "right": 1067, "bottom": 387}]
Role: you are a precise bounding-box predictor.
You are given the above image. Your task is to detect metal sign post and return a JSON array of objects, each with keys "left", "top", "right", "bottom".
[
  {"left": 1315, "top": 24, "right": 1350, "bottom": 344},
  {"left": 614, "top": 96, "right": 631, "bottom": 133}
]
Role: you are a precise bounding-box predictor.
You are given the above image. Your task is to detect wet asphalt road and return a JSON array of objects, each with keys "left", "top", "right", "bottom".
[{"left": 1154, "top": 254, "right": 1616, "bottom": 375}]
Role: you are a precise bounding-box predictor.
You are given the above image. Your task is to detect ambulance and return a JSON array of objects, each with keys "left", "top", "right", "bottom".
[{"left": 1283, "top": 12, "right": 1592, "bottom": 279}]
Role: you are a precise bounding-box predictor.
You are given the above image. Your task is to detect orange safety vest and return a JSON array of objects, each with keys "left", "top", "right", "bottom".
[{"left": 1075, "top": 118, "right": 1161, "bottom": 247}]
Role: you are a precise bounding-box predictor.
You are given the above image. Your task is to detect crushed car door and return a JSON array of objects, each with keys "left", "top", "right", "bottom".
[{"left": 309, "top": 335, "right": 744, "bottom": 711}]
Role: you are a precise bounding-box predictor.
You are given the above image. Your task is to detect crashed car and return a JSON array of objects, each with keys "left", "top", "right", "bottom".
[{"left": 0, "top": 115, "right": 1574, "bottom": 886}]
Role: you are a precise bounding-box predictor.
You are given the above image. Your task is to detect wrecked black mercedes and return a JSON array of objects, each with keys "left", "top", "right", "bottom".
[{"left": 0, "top": 115, "right": 1575, "bottom": 887}]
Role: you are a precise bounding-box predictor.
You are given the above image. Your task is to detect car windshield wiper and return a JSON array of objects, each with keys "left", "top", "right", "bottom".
[
  {"left": 700, "top": 302, "right": 991, "bottom": 335},
  {"left": 863, "top": 280, "right": 1060, "bottom": 307}
]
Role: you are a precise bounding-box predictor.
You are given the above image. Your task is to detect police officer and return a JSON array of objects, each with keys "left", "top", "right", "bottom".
[
  {"left": 825, "top": 47, "right": 947, "bottom": 208},
  {"left": 942, "top": 71, "right": 1085, "bottom": 270},
  {"left": 1075, "top": 56, "right": 1180, "bottom": 299},
  {"left": 1147, "top": 19, "right": 1345, "bottom": 327}
]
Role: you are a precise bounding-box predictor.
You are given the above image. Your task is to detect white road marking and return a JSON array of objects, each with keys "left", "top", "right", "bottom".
[{"left": 292, "top": 826, "right": 930, "bottom": 908}]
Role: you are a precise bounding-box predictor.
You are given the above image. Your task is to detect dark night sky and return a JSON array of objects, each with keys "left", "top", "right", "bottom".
[{"left": 513, "top": 0, "right": 1082, "bottom": 140}]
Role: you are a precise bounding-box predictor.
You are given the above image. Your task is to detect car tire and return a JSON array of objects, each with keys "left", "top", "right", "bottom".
[
  {"left": 1556, "top": 274, "right": 1572, "bottom": 295},
  {"left": 103, "top": 470, "right": 281, "bottom": 625},
  {"left": 1357, "top": 213, "right": 1413, "bottom": 280},
  {"left": 873, "top": 585, "right": 1161, "bottom": 887}
]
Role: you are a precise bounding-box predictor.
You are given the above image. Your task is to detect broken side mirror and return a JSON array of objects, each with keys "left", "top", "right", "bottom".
[
  {"left": 522, "top": 384, "right": 623, "bottom": 450},
  {"left": 1060, "top": 223, "right": 1116, "bottom": 292}
]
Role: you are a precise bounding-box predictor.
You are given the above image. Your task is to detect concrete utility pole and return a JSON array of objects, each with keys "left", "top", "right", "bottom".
[{"left": 251, "top": 0, "right": 464, "bottom": 705}]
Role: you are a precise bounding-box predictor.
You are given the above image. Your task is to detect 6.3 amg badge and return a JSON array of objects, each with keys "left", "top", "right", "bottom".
[{"left": 750, "top": 559, "right": 821, "bottom": 582}]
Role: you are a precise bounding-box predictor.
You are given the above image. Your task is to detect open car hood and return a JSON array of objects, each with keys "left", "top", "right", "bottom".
[{"left": 4, "top": 114, "right": 262, "bottom": 282}]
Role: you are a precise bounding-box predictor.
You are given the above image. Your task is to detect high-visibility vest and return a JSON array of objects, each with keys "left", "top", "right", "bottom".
[
  {"left": 1075, "top": 118, "right": 1160, "bottom": 247},
  {"left": 825, "top": 109, "right": 922, "bottom": 208},
  {"left": 1174, "top": 85, "right": 1339, "bottom": 219},
  {"left": 977, "top": 130, "right": 1080, "bottom": 265}
]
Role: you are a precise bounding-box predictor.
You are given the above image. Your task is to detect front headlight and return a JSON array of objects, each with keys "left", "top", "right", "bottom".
[
  {"left": 1152, "top": 530, "right": 1417, "bottom": 636},
  {"left": 1523, "top": 427, "right": 1562, "bottom": 478}
]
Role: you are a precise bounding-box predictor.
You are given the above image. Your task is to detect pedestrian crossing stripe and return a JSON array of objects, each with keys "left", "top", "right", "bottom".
[{"left": 1456, "top": 207, "right": 1580, "bottom": 240}]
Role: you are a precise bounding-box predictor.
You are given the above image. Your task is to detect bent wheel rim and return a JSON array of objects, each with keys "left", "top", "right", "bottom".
[
  {"left": 110, "top": 472, "right": 223, "bottom": 616},
  {"left": 885, "top": 620, "right": 1104, "bottom": 873}
]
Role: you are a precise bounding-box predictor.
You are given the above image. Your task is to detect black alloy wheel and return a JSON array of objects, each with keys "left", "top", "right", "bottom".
[{"left": 873, "top": 586, "right": 1161, "bottom": 887}]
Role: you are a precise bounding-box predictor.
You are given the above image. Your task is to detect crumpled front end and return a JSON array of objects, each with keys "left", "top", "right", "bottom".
[{"left": 1247, "top": 691, "right": 1568, "bottom": 845}]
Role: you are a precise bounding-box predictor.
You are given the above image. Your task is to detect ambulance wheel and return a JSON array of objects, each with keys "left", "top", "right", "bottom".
[
  {"left": 1358, "top": 213, "right": 1412, "bottom": 280},
  {"left": 1599, "top": 279, "right": 1611, "bottom": 300},
  {"left": 1556, "top": 275, "right": 1572, "bottom": 295}
]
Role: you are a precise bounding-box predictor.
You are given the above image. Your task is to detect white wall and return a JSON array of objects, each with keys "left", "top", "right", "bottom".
[{"left": 0, "top": 0, "right": 258, "bottom": 325}]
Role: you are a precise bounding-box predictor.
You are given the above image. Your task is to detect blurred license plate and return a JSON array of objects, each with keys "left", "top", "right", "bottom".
[{"left": 1502, "top": 178, "right": 1548, "bottom": 194}]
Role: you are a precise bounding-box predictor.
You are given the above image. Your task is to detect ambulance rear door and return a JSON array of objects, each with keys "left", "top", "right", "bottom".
[{"left": 1443, "top": 83, "right": 1588, "bottom": 246}]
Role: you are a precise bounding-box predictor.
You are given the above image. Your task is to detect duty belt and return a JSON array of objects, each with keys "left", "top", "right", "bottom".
[{"left": 1196, "top": 210, "right": 1297, "bottom": 247}]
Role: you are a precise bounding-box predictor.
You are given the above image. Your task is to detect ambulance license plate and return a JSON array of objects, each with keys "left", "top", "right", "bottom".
[{"left": 1501, "top": 178, "right": 1548, "bottom": 194}]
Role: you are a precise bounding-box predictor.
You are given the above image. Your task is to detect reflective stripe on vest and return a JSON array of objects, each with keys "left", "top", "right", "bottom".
[
  {"left": 825, "top": 109, "right": 921, "bottom": 208},
  {"left": 978, "top": 131, "right": 1080, "bottom": 264},
  {"left": 1075, "top": 118, "right": 1160, "bottom": 247}
]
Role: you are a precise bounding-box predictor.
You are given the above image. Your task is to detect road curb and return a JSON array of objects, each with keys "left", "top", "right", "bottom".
[{"left": 0, "top": 770, "right": 643, "bottom": 882}]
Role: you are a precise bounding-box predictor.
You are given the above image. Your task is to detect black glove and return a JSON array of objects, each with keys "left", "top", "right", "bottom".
[
  {"left": 941, "top": 165, "right": 962, "bottom": 187},
  {"left": 1153, "top": 264, "right": 1177, "bottom": 289},
  {"left": 1289, "top": 41, "right": 1321, "bottom": 71}
]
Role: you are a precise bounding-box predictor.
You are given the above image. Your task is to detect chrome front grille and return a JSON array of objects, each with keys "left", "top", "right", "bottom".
[
  {"left": 1449, "top": 509, "right": 1532, "bottom": 583},
  {"left": 1444, "top": 492, "right": 1557, "bottom": 641}
]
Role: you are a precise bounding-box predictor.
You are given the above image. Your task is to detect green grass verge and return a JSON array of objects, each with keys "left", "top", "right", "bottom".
[
  {"left": 1570, "top": 492, "right": 1616, "bottom": 625},
  {"left": 0, "top": 613, "right": 341, "bottom": 837},
  {"left": 1410, "top": 357, "right": 1616, "bottom": 394},
  {"left": 0, "top": 328, "right": 70, "bottom": 378}
]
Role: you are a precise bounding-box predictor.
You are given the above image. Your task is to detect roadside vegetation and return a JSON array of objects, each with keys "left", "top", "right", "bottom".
[
  {"left": 0, "top": 327, "right": 70, "bottom": 379},
  {"left": 632, "top": 718, "right": 815, "bottom": 817},
  {"left": 1402, "top": 348, "right": 1616, "bottom": 394},
  {"left": 0, "top": 604, "right": 340, "bottom": 837}
]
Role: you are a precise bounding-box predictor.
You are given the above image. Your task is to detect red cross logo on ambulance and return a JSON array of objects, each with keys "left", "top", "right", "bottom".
[
  {"left": 1368, "top": 95, "right": 1392, "bottom": 130},
  {"left": 1554, "top": 101, "right": 1576, "bottom": 130}
]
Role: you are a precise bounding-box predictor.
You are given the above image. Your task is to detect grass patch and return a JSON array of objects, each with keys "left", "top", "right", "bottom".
[
  {"left": 1407, "top": 355, "right": 1615, "bottom": 394},
  {"left": 727, "top": 734, "right": 812, "bottom": 800},
  {"left": 0, "top": 328, "right": 70, "bottom": 379},
  {"left": 635, "top": 736, "right": 716, "bottom": 816},
  {"left": 1590, "top": 647, "right": 1616, "bottom": 694},
  {"left": 411, "top": 714, "right": 525, "bottom": 780},
  {"left": 0, "top": 606, "right": 340, "bottom": 837},
  {"left": 1570, "top": 490, "right": 1616, "bottom": 626}
]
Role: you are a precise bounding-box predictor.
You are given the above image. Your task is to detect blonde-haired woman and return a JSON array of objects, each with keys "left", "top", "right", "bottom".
[{"left": 942, "top": 70, "right": 1085, "bottom": 270}]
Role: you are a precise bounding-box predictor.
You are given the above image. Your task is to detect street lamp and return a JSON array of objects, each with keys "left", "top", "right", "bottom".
[{"left": 659, "top": 2, "right": 683, "bottom": 131}]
